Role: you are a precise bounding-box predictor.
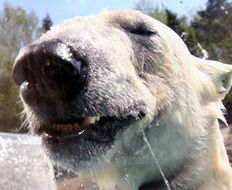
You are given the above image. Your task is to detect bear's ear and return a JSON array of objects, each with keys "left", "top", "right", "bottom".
[{"left": 194, "top": 58, "right": 232, "bottom": 100}]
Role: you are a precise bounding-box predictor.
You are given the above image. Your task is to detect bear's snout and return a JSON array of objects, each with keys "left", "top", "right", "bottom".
[{"left": 12, "top": 41, "right": 88, "bottom": 106}]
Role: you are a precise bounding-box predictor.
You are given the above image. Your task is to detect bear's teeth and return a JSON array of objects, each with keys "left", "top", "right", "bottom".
[
  {"left": 82, "top": 116, "right": 99, "bottom": 127},
  {"left": 96, "top": 116, "right": 100, "bottom": 121},
  {"left": 48, "top": 116, "right": 100, "bottom": 133}
]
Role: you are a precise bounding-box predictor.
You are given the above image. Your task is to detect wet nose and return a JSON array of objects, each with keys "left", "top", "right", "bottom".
[{"left": 12, "top": 42, "right": 88, "bottom": 105}]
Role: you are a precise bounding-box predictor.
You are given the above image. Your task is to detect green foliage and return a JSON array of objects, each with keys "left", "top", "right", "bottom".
[
  {"left": 191, "top": 0, "right": 232, "bottom": 62},
  {"left": 135, "top": 0, "right": 154, "bottom": 15},
  {"left": 165, "top": 9, "right": 183, "bottom": 36},
  {"left": 135, "top": 0, "right": 167, "bottom": 23},
  {"left": 149, "top": 7, "right": 167, "bottom": 24},
  {"left": 0, "top": 2, "right": 41, "bottom": 132}
]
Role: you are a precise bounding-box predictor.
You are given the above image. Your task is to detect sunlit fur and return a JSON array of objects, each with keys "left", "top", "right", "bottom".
[{"left": 13, "top": 10, "right": 232, "bottom": 189}]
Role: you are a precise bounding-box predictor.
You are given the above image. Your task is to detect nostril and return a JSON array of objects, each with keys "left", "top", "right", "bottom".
[
  {"left": 12, "top": 64, "right": 25, "bottom": 86},
  {"left": 61, "top": 60, "right": 88, "bottom": 99},
  {"left": 20, "top": 81, "right": 37, "bottom": 105},
  {"left": 12, "top": 59, "right": 33, "bottom": 86},
  {"left": 40, "top": 58, "right": 88, "bottom": 99},
  {"left": 12, "top": 59, "right": 39, "bottom": 105}
]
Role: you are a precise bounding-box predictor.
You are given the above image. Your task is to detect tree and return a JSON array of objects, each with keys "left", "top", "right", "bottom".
[
  {"left": 0, "top": 2, "right": 41, "bottom": 132},
  {"left": 165, "top": 9, "right": 183, "bottom": 36},
  {"left": 42, "top": 13, "right": 53, "bottom": 32},
  {"left": 135, "top": 0, "right": 167, "bottom": 23},
  {"left": 164, "top": 9, "right": 203, "bottom": 57},
  {"left": 191, "top": 0, "right": 232, "bottom": 62},
  {"left": 135, "top": 0, "right": 154, "bottom": 15}
]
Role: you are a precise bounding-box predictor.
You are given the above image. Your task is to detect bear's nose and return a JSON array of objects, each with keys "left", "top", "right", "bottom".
[{"left": 12, "top": 42, "right": 88, "bottom": 105}]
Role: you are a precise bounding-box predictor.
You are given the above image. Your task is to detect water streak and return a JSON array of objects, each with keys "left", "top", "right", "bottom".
[{"left": 141, "top": 129, "right": 171, "bottom": 190}]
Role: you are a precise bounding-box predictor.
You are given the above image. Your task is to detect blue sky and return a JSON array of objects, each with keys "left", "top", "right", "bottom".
[{"left": 0, "top": 0, "right": 207, "bottom": 24}]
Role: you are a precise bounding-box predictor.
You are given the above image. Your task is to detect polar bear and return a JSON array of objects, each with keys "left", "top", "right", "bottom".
[{"left": 12, "top": 10, "right": 232, "bottom": 189}]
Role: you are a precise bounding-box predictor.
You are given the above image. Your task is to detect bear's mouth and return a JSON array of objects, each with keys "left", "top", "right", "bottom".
[{"left": 41, "top": 114, "right": 144, "bottom": 143}]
